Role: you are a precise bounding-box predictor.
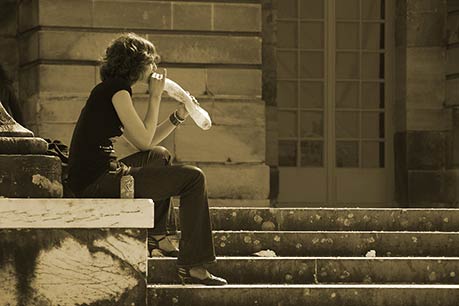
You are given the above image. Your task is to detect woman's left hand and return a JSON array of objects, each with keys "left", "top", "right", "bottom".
[{"left": 176, "top": 103, "right": 189, "bottom": 120}]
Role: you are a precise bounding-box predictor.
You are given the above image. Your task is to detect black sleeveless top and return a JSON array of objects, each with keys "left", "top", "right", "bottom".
[{"left": 68, "top": 77, "right": 132, "bottom": 195}]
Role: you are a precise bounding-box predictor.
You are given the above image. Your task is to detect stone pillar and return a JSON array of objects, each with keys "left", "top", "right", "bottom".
[
  {"left": 394, "top": 0, "right": 455, "bottom": 206},
  {"left": 262, "top": 0, "right": 279, "bottom": 201}
]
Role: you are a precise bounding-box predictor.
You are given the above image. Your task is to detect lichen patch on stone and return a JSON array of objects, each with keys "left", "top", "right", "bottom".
[{"left": 31, "top": 174, "right": 62, "bottom": 197}]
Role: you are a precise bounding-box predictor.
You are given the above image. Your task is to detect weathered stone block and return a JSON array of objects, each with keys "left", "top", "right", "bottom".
[
  {"left": 449, "top": 0, "right": 459, "bottom": 12},
  {"left": 407, "top": 11, "right": 446, "bottom": 47},
  {"left": 407, "top": 0, "right": 446, "bottom": 12},
  {"left": 172, "top": 2, "right": 212, "bottom": 30},
  {"left": 39, "top": 0, "right": 92, "bottom": 27},
  {"left": 447, "top": 47, "right": 459, "bottom": 75},
  {"left": 407, "top": 170, "right": 456, "bottom": 204},
  {"left": 93, "top": 0, "right": 171, "bottom": 29},
  {"left": 0, "top": 229, "right": 147, "bottom": 306},
  {"left": 213, "top": 3, "right": 261, "bottom": 32},
  {"left": 39, "top": 97, "right": 86, "bottom": 122},
  {"left": 0, "top": 137, "right": 48, "bottom": 154},
  {"left": 447, "top": 12, "right": 459, "bottom": 44},
  {"left": 191, "top": 99, "right": 265, "bottom": 127},
  {"left": 22, "top": 31, "right": 262, "bottom": 65},
  {"left": 406, "top": 47, "right": 445, "bottom": 109},
  {"left": 0, "top": 155, "right": 62, "bottom": 198},
  {"left": 0, "top": 0, "right": 17, "bottom": 36},
  {"left": 452, "top": 109, "right": 459, "bottom": 167},
  {"left": 0, "top": 38, "right": 18, "bottom": 74},
  {"left": 18, "top": 31, "right": 41, "bottom": 65},
  {"left": 133, "top": 97, "right": 265, "bottom": 127},
  {"left": 406, "top": 108, "right": 452, "bottom": 131},
  {"left": 406, "top": 131, "right": 447, "bottom": 170},
  {"left": 200, "top": 164, "right": 269, "bottom": 199},
  {"left": 149, "top": 34, "right": 262, "bottom": 64},
  {"left": 19, "top": 65, "right": 39, "bottom": 100},
  {"left": 175, "top": 124, "right": 265, "bottom": 163},
  {"left": 39, "top": 64, "right": 96, "bottom": 94},
  {"left": 446, "top": 78, "right": 459, "bottom": 106},
  {"left": 166, "top": 68, "right": 207, "bottom": 96},
  {"left": 207, "top": 68, "right": 262, "bottom": 96},
  {"left": 18, "top": 0, "right": 38, "bottom": 33},
  {"left": 20, "top": 31, "right": 117, "bottom": 64}
]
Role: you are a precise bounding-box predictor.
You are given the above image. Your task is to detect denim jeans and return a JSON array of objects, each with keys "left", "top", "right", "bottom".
[{"left": 80, "top": 146, "right": 216, "bottom": 268}]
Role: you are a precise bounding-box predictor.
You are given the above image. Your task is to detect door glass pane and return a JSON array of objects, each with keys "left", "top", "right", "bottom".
[
  {"left": 301, "top": 141, "right": 323, "bottom": 166},
  {"left": 362, "top": 23, "right": 384, "bottom": 49},
  {"left": 279, "top": 140, "right": 297, "bottom": 166},
  {"left": 278, "top": 81, "right": 298, "bottom": 108},
  {"left": 336, "top": 82, "right": 359, "bottom": 108},
  {"left": 300, "top": 22, "right": 324, "bottom": 49},
  {"left": 301, "top": 111, "right": 323, "bottom": 137},
  {"left": 300, "top": 82, "right": 323, "bottom": 108},
  {"left": 362, "top": 52, "right": 384, "bottom": 79},
  {"left": 278, "top": 21, "right": 298, "bottom": 48},
  {"left": 277, "top": 51, "right": 298, "bottom": 78},
  {"left": 336, "top": 111, "right": 359, "bottom": 138},
  {"left": 336, "top": 22, "right": 359, "bottom": 49},
  {"left": 336, "top": 0, "right": 359, "bottom": 19},
  {"left": 362, "top": 0, "right": 384, "bottom": 19},
  {"left": 300, "top": 0, "right": 324, "bottom": 19},
  {"left": 362, "top": 82, "right": 384, "bottom": 109},
  {"left": 279, "top": 111, "right": 297, "bottom": 137},
  {"left": 336, "top": 141, "right": 359, "bottom": 167},
  {"left": 336, "top": 52, "right": 359, "bottom": 79},
  {"left": 300, "top": 51, "right": 324, "bottom": 78},
  {"left": 278, "top": 0, "right": 298, "bottom": 18},
  {"left": 362, "top": 141, "right": 384, "bottom": 168},
  {"left": 362, "top": 112, "right": 384, "bottom": 138}
]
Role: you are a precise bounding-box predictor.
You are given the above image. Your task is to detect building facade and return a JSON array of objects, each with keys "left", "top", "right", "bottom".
[{"left": 1, "top": 0, "right": 458, "bottom": 207}]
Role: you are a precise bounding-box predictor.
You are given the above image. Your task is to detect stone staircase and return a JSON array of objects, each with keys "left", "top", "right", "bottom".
[{"left": 147, "top": 207, "right": 459, "bottom": 305}]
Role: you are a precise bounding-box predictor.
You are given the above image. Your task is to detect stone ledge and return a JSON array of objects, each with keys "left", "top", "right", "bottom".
[
  {"left": 0, "top": 198, "right": 154, "bottom": 228},
  {"left": 148, "top": 284, "right": 459, "bottom": 306}
]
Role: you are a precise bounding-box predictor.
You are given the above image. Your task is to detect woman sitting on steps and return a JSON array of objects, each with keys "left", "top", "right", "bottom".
[{"left": 67, "top": 32, "right": 227, "bottom": 286}]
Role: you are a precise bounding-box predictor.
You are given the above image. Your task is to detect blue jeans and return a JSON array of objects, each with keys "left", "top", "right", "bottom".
[{"left": 81, "top": 146, "right": 216, "bottom": 268}]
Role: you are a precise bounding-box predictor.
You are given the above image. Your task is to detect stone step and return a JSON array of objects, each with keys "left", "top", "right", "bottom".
[
  {"left": 210, "top": 231, "right": 459, "bottom": 257},
  {"left": 147, "top": 257, "right": 459, "bottom": 285},
  {"left": 194, "top": 208, "right": 459, "bottom": 231},
  {"left": 147, "top": 284, "right": 459, "bottom": 306}
]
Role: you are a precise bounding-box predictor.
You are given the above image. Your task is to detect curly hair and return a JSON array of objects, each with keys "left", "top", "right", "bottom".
[{"left": 99, "top": 33, "right": 159, "bottom": 85}]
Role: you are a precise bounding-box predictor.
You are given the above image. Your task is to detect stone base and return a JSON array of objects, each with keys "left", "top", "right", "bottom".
[
  {"left": 394, "top": 131, "right": 458, "bottom": 206},
  {"left": 0, "top": 137, "right": 48, "bottom": 154},
  {"left": 0, "top": 228, "right": 147, "bottom": 306},
  {"left": 0, "top": 154, "right": 62, "bottom": 197}
]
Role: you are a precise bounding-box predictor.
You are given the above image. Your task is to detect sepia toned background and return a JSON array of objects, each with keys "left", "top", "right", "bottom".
[{"left": 1, "top": 0, "right": 459, "bottom": 208}]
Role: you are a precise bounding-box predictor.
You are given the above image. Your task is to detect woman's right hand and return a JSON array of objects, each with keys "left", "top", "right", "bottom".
[{"left": 149, "top": 67, "right": 166, "bottom": 98}]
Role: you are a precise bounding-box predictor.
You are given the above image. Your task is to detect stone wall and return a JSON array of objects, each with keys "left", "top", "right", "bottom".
[
  {"left": 14, "top": 0, "right": 269, "bottom": 206},
  {"left": 394, "top": 0, "right": 458, "bottom": 206}
]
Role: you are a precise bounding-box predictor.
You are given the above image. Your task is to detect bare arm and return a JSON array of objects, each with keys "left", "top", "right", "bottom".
[
  {"left": 112, "top": 68, "right": 166, "bottom": 151},
  {"left": 150, "top": 104, "right": 190, "bottom": 147}
]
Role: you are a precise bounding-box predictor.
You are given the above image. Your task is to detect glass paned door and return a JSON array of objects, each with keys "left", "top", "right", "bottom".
[
  {"left": 276, "top": 0, "right": 393, "bottom": 205},
  {"left": 277, "top": 0, "right": 328, "bottom": 203}
]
